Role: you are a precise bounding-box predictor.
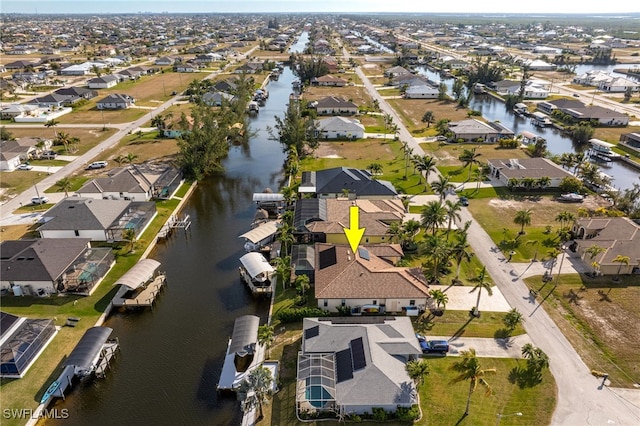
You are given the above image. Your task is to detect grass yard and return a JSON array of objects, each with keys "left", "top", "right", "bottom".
[
  {"left": 2, "top": 127, "right": 117, "bottom": 156},
  {"left": 388, "top": 99, "right": 469, "bottom": 135},
  {"left": 414, "top": 310, "right": 526, "bottom": 339},
  {"left": 303, "top": 85, "right": 373, "bottom": 106},
  {"left": 523, "top": 274, "right": 640, "bottom": 388},
  {"left": 303, "top": 138, "right": 428, "bottom": 195},
  {"left": 421, "top": 141, "right": 529, "bottom": 167},
  {"left": 0, "top": 196, "right": 182, "bottom": 426},
  {"left": 0, "top": 224, "right": 37, "bottom": 241},
  {"left": 44, "top": 176, "right": 90, "bottom": 194},
  {"left": 421, "top": 357, "right": 556, "bottom": 426},
  {"left": 467, "top": 194, "right": 610, "bottom": 262},
  {"left": 101, "top": 131, "right": 179, "bottom": 165}
]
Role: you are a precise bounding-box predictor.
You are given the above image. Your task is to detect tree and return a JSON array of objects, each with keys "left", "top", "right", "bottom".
[
  {"left": 513, "top": 208, "right": 533, "bottom": 235},
  {"left": 503, "top": 308, "right": 524, "bottom": 332},
  {"left": 55, "top": 177, "right": 72, "bottom": 197},
  {"left": 413, "top": 155, "right": 437, "bottom": 191},
  {"left": 1, "top": 126, "right": 15, "bottom": 140},
  {"left": 555, "top": 210, "right": 576, "bottom": 231},
  {"left": 257, "top": 324, "right": 275, "bottom": 358},
  {"left": 470, "top": 267, "right": 493, "bottom": 317},
  {"left": 54, "top": 131, "right": 71, "bottom": 154},
  {"left": 449, "top": 348, "right": 496, "bottom": 416},
  {"left": 114, "top": 154, "right": 127, "bottom": 167},
  {"left": 294, "top": 274, "right": 310, "bottom": 297},
  {"left": 420, "top": 234, "right": 451, "bottom": 283},
  {"left": 271, "top": 255, "right": 291, "bottom": 290},
  {"left": 437, "top": 82, "right": 449, "bottom": 100},
  {"left": 521, "top": 343, "right": 550, "bottom": 379},
  {"left": 571, "top": 123, "right": 595, "bottom": 145},
  {"left": 612, "top": 255, "right": 630, "bottom": 281},
  {"left": 459, "top": 147, "right": 482, "bottom": 181},
  {"left": 420, "top": 200, "right": 447, "bottom": 235},
  {"left": 421, "top": 110, "right": 435, "bottom": 127},
  {"left": 122, "top": 228, "right": 136, "bottom": 253},
  {"left": 44, "top": 119, "right": 60, "bottom": 138},
  {"left": 431, "top": 175, "right": 455, "bottom": 202},
  {"left": 237, "top": 366, "right": 274, "bottom": 420},
  {"left": 125, "top": 152, "right": 138, "bottom": 164},
  {"left": 406, "top": 359, "right": 431, "bottom": 387},
  {"left": 451, "top": 233, "right": 473, "bottom": 283},
  {"left": 444, "top": 199, "right": 462, "bottom": 238},
  {"left": 277, "top": 222, "right": 295, "bottom": 256},
  {"left": 367, "top": 162, "right": 383, "bottom": 176},
  {"left": 269, "top": 100, "right": 318, "bottom": 158},
  {"left": 429, "top": 289, "right": 449, "bottom": 311}
]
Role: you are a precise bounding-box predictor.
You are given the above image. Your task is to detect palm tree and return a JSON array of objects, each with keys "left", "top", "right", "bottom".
[
  {"left": 612, "top": 255, "right": 630, "bottom": 281},
  {"left": 525, "top": 239, "right": 540, "bottom": 262},
  {"left": 257, "top": 324, "right": 275, "bottom": 358},
  {"left": 413, "top": 155, "right": 437, "bottom": 191},
  {"left": 444, "top": 199, "right": 462, "bottom": 237},
  {"left": 502, "top": 308, "right": 524, "bottom": 332},
  {"left": 367, "top": 162, "right": 383, "bottom": 177},
  {"left": 237, "top": 366, "right": 274, "bottom": 420},
  {"left": 429, "top": 289, "right": 449, "bottom": 311},
  {"left": 585, "top": 245, "right": 605, "bottom": 275},
  {"left": 277, "top": 222, "right": 294, "bottom": 256},
  {"left": 459, "top": 147, "right": 482, "bottom": 181},
  {"left": 449, "top": 348, "right": 496, "bottom": 416},
  {"left": 513, "top": 208, "right": 532, "bottom": 235},
  {"left": 125, "top": 152, "right": 138, "bottom": 164},
  {"left": 521, "top": 343, "right": 550, "bottom": 377},
  {"left": 55, "top": 177, "right": 72, "bottom": 197},
  {"left": 294, "top": 274, "right": 310, "bottom": 297},
  {"left": 420, "top": 200, "right": 447, "bottom": 235},
  {"left": 470, "top": 267, "right": 493, "bottom": 317},
  {"left": 387, "top": 221, "right": 407, "bottom": 246},
  {"left": 406, "top": 359, "right": 431, "bottom": 387},
  {"left": 555, "top": 211, "right": 576, "bottom": 231},
  {"left": 281, "top": 185, "right": 297, "bottom": 207},
  {"left": 430, "top": 175, "right": 455, "bottom": 201},
  {"left": 54, "top": 131, "right": 71, "bottom": 154},
  {"left": 271, "top": 255, "right": 291, "bottom": 290},
  {"left": 451, "top": 233, "right": 473, "bottom": 283},
  {"left": 420, "top": 234, "right": 450, "bottom": 283},
  {"left": 45, "top": 119, "right": 60, "bottom": 138},
  {"left": 122, "top": 228, "right": 136, "bottom": 253}
]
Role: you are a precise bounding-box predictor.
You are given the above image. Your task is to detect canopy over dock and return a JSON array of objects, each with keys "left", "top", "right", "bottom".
[
  {"left": 114, "top": 259, "right": 160, "bottom": 290},
  {"left": 65, "top": 327, "right": 112, "bottom": 375},
  {"left": 239, "top": 252, "right": 274, "bottom": 282}
]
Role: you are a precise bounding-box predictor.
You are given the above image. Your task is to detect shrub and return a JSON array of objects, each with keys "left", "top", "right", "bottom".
[
  {"left": 396, "top": 405, "right": 420, "bottom": 421},
  {"left": 372, "top": 407, "right": 388, "bottom": 421},
  {"left": 274, "top": 307, "right": 328, "bottom": 323}
]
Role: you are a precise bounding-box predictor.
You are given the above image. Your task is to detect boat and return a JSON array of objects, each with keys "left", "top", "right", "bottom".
[
  {"left": 40, "top": 381, "right": 60, "bottom": 404},
  {"left": 246, "top": 100, "right": 259, "bottom": 114},
  {"left": 513, "top": 103, "right": 529, "bottom": 117},
  {"left": 217, "top": 315, "right": 262, "bottom": 393},
  {"left": 530, "top": 111, "right": 552, "bottom": 127},
  {"left": 238, "top": 252, "right": 274, "bottom": 295},
  {"left": 589, "top": 138, "right": 620, "bottom": 162},
  {"left": 559, "top": 193, "right": 585, "bottom": 202}
]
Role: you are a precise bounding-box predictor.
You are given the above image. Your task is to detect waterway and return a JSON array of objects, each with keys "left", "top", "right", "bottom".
[
  {"left": 415, "top": 65, "right": 638, "bottom": 191},
  {"left": 289, "top": 31, "right": 309, "bottom": 53},
  {"left": 48, "top": 69, "right": 294, "bottom": 425}
]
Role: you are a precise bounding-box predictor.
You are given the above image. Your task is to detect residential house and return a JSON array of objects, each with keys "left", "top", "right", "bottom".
[
  {"left": 619, "top": 133, "right": 640, "bottom": 152},
  {"left": 0, "top": 104, "right": 40, "bottom": 120},
  {"left": 0, "top": 239, "right": 114, "bottom": 296},
  {"left": 155, "top": 56, "right": 180, "bottom": 66},
  {"left": 598, "top": 77, "right": 639, "bottom": 93},
  {"left": 54, "top": 87, "right": 98, "bottom": 100},
  {"left": 299, "top": 167, "right": 398, "bottom": 199},
  {"left": 404, "top": 84, "right": 439, "bottom": 99},
  {"left": 447, "top": 119, "right": 514, "bottom": 142},
  {"left": 293, "top": 198, "right": 405, "bottom": 245},
  {"left": 202, "top": 91, "right": 235, "bottom": 107},
  {"left": 314, "top": 243, "right": 430, "bottom": 312},
  {"left": 316, "top": 117, "right": 365, "bottom": 140},
  {"left": 572, "top": 217, "right": 640, "bottom": 275},
  {"left": 96, "top": 94, "right": 135, "bottom": 110},
  {"left": 3, "top": 60, "right": 39, "bottom": 71},
  {"left": 561, "top": 105, "right": 629, "bottom": 126},
  {"left": 175, "top": 64, "right": 198, "bottom": 73},
  {"left": 487, "top": 158, "right": 573, "bottom": 188},
  {"left": 310, "top": 96, "right": 358, "bottom": 116},
  {"left": 0, "top": 312, "right": 57, "bottom": 378},
  {"left": 523, "top": 59, "right": 557, "bottom": 71},
  {"left": 0, "top": 138, "right": 51, "bottom": 170},
  {"left": 234, "top": 62, "right": 263, "bottom": 74},
  {"left": 87, "top": 75, "right": 120, "bottom": 89},
  {"left": 504, "top": 81, "right": 549, "bottom": 99},
  {"left": 37, "top": 197, "right": 157, "bottom": 242},
  {"left": 76, "top": 163, "right": 182, "bottom": 201},
  {"left": 384, "top": 66, "right": 412, "bottom": 78},
  {"left": 311, "top": 75, "right": 347, "bottom": 87},
  {"left": 537, "top": 98, "right": 584, "bottom": 115},
  {"left": 296, "top": 316, "right": 421, "bottom": 416},
  {"left": 26, "top": 93, "right": 78, "bottom": 108}
]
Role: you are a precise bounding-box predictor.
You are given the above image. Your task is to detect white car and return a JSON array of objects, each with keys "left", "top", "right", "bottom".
[
  {"left": 31, "top": 196, "right": 49, "bottom": 205},
  {"left": 16, "top": 164, "right": 33, "bottom": 170}
]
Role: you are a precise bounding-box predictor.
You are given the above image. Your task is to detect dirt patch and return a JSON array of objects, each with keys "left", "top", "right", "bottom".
[{"left": 487, "top": 196, "right": 609, "bottom": 226}]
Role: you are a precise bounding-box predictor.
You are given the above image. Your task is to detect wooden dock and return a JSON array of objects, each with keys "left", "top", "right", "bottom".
[
  {"left": 158, "top": 214, "right": 191, "bottom": 240},
  {"left": 112, "top": 274, "right": 167, "bottom": 309},
  {"left": 95, "top": 339, "right": 120, "bottom": 378}
]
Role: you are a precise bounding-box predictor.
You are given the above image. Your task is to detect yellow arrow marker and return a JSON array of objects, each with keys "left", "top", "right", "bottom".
[{"left": 344, "top": 205, "right": 365, "bottom": 253}]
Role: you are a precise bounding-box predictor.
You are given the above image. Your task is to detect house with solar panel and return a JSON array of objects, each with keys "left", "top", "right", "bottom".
[
  {"left": 296, "top": 316, "right": 421, "bottom": 417},
  {"left": 313, "top": 243, "right": 430, "bottom": 313},
  {"left": 298, "top": 167, "right": 398, "bottom": 200}
]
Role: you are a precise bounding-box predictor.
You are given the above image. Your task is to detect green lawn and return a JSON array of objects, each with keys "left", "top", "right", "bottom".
[
  {"left": 44, "top": 177, "right": 90, "bottom": 194},
  {"left": 421, "top": 357, "right": 556, "bottom": 426},
  {"left": 414, "top": 310, "right": 526, "bottom": 339}
]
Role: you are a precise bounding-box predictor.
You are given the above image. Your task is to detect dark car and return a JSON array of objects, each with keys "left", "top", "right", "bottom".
[
  {"left": 417, "top": 335, "right": 449, "bottom": 354},
  {"left": 459, "top": 196, "right": 469, "bottom": 206}
]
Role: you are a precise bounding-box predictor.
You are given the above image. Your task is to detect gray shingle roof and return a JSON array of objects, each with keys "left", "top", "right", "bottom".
[
  {"left": 315, "top": 167, "right": 397, "bottom": 197},
  {"left": 38, "top": 198, "right": 131, "bottom": 230}
]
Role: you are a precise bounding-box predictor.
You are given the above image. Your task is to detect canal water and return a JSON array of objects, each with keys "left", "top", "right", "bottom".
[
  {"left": 289, "top": 31, "right": 309, "bottom": 54},
  {"left": 415, "top": 65, "right": 638, "bottom": 190},
  {"left": 48, "top": 69, "right": 293, "bottom": 425}
]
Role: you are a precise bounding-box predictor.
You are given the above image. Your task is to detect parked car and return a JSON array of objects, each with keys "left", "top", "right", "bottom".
[
  {"left": 86, "top": 161, "right": 108, "bottom": 170},
  {"left": 31, "top": 196, "right": 49, "bottom": 205},
  {"left": 16, "top": 164, "right": 33, "bottom": 170},
  {"left": 39, "top": 150, "right": 57, "bottom": 160},
  {"left": 419, "top": 337, "right": 450, "bottom": 355},
  {"left": 459, "top": 196, "right": 469, "bottom": 206}
]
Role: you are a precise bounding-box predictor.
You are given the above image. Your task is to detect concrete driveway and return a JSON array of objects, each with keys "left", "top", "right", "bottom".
[{"left": 425, "top": 334, "right": 533, "bottom": 359}]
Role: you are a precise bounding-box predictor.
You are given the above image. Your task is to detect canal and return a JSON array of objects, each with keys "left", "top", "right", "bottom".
[
  {"left": 415, "top": 65, "right": 638, "bottom": 190},
  {"left": 49, "top": 69, "right": 294, "bottom": 425}
]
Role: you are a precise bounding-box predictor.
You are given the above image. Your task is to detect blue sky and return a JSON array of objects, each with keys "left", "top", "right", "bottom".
[{"left": 2, "top": 1, "right": 638, "bottom": 14}]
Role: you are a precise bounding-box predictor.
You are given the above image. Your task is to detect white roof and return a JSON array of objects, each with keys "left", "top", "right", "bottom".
[
  {"left": 238, "top": 221, "right": 279, "bottom": 244},
  {"left": 252, "top": 193, "right": 285, "bottom": 202},
  {"left": 239, "top": 252, "right": 274, "bottom": 280},
  {"left": 114, "top": 258, "right": 161, "bottom": 290},
  {"left": 589, "top": 138, "right": 615, "bottom": 148}
]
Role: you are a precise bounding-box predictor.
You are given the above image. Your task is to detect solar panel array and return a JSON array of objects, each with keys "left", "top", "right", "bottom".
[
  {"left": 304, "top": 325, "right": 319, "bottom": 339},
  {"left": 357, "top": 247, "right": 370, "bottom": 261},
  {"left": 318, "top": 245, "right": 337, "bottom": 269},
  {"left": 351, "top": 337, "right": 366, "bottom": 370},
  {"left": 335, "top": 348, "right": 354, "bottom": 383}
]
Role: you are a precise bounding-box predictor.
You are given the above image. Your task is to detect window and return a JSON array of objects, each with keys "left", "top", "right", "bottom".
[
  {"left": 323, "top": 299, "right": 328, "bottom": 307},
  {"left": 341, "top": 299, "right": 346, "bottom": 306},
  {"left": 74, "top": 230, "right": 80, "bottom": 237},
  {"left": 409, "top": 300, "right": 415, "bottom": 306},
  {"left": 372, "top": 300, "right": 377, "bottom": 305}
]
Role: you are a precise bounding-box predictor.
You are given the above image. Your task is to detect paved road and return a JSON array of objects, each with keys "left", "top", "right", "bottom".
[{"left": 355, "top": 67, "right": 640, "bottom": 425}]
